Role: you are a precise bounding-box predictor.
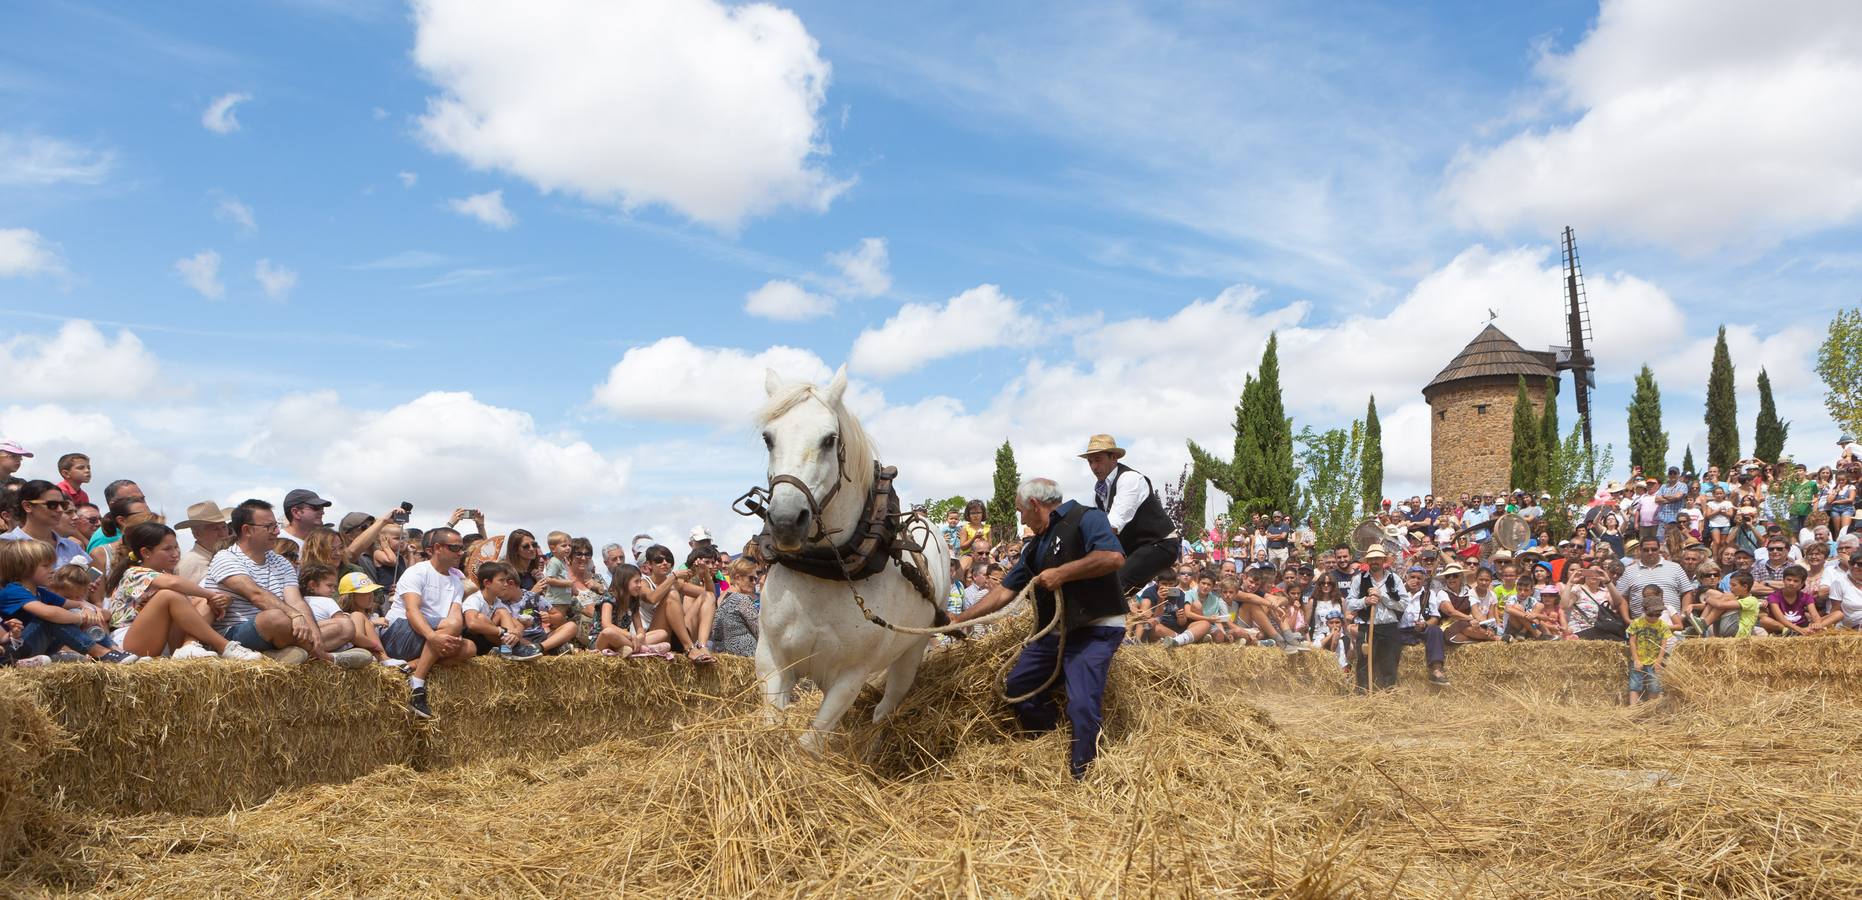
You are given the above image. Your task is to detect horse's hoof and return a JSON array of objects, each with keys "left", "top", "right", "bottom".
[{"left": 799, "top": 731, "right": 828, "bottom": 756}]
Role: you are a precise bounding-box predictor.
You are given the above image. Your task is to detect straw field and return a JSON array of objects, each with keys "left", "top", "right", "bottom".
[{"left": 4, "top": 629, "right": 1862, "bottom": 897}]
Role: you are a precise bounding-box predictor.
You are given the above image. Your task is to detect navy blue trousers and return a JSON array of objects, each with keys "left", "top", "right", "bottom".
[{"left": 1004, "top": 624, "right": 1124, "bottom": 779}]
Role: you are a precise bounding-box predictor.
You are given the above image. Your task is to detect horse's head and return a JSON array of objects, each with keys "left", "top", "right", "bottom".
[{"left": 759, "top": 366, "right": 856, "bottom": 552}]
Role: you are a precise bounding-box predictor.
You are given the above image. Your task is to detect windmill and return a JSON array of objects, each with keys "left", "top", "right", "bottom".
[{"left": 1553, "top": 226, "right": 1596, "bottom": 450}]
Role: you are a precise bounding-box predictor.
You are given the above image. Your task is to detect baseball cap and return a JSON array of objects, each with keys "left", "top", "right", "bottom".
[
  {"left": 339, "top": 511, "right": 375, "bottom": 533},
  {"left": 0, "top": 440, "right": 31, "bottom": 457},
  {"left": 632, "top": 536, "right": 655, "bottom": 559},
  {"left": 337, "top": 572, "right": 386, "bottom": 595},
  {"left": 689, "top": 526, "right": 713, "bottom": 543},
  {"left": 283, "top": 488, "right": 332, "bottom": 510}
]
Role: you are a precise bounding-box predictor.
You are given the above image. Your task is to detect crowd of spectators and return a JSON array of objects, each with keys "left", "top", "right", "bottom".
[
  {"left": 0, "top": 440, "right": 761, "bottom": 717},
  {"left": 7, "top": 433, "right": 1862, "bottom": 715}
]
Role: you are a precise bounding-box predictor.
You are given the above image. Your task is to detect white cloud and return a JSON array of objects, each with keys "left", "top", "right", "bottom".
[
  {"left": 1444, "top": 0, "right": 1862, "bottom": 254},
  {"left": 0, "top": 228, "right": 64, "bottom": 277},
  {"left": 201, "top": 92, "right": 252, "bottom": 134},
  {"left": 744, "top": 279, "right": 833, "bottom": 321},
  {"left": 245, "top": 390, "right": 632, "bottom": 526},
  {"left": 0, "top": 321, "right": 160, "bottom": 402},
  {"left": 411, "top": 0, "right": 847, "bottom": 229},
  {"left": 397, "top": 170, "right": 418, "bottom": 188},
  {"left": 828, "top": 237, "right": 890, "bottom": 297},
  {"left": 0, "top": 133, "right": 113, "bottom": 186},
  {"left": 254, "top": 259, "right": 298, "bottom": 300},
  {"left": 174, "top": 250, "right": 225, "bottom": 298},
  {"left": 848, "top": 284, "right": 1039, "bottom": 378},
  {"left": 592, "top": 337, "right": 833, "bottom": 425},
  {"left": 448, "top": 189, "right": 516, "bottom": 229},
  {"left": 215, "top": 196, "right": 257, "bottom": 233}
]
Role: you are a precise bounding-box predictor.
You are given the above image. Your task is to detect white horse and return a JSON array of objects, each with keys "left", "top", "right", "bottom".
[{"left": 754, "top": 367, "right": 951, "bottom": 753}]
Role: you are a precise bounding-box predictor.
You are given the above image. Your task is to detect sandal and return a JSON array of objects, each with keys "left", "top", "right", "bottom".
[{"left": 687, "top": 647, "right": 716, "bottom": 664}]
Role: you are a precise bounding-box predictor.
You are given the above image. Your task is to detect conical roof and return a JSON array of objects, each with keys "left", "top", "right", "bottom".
[{"left": 1424, "top": 324, "right": 1557, "bottom": 397}]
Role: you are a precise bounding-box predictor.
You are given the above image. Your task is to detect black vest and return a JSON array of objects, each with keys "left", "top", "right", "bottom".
[
  {"left": 1351, "top": 570, "right": 1403, "bottom": 624},
  {"left": 1028, "top": 504, "right": 1126, "bottom": 632},
  {"left": 1098, "top": 463, "right": 1174, "bottom": 552}
]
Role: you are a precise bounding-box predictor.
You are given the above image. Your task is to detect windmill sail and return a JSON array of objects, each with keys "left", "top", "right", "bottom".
[{"left": 1560, "top": 227, "right": 1596, "bottom": 451}]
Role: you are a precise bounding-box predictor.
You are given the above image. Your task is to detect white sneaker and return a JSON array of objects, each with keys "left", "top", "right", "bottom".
[
  {"left": 172, "top": 641, "right": 217, "bottom": 660},
  {"left": 329, "top": 647, "right": 374, "bottom": 669},
  {"left": 219, "top": 641, "right": 264, "bottom": 661},
  {"left": 13, "top": 654, "right": 51, "bottom": 668}
]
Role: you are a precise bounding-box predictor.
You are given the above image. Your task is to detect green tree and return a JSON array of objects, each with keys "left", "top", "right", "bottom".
[
  {"left": 1628, "top": 364, "right": 1670, "bottom": 476},
  {"left": 1508, "top": 377, "right": 1541, "bottom": 493},
  {"left": 1754, "top": 367, "right": 1790, "bottom": 463},
  {"left": 1539, "top": 377, "right": 1560, "bottom": 475},
  {"left": 985, "top": 440, "right": 1019, "bottom": 545},
  {"left": 1187, "top": 333, "right": 1299, "bottom": 519},
  {"left": 922, "top": 495, "right": 968, "bottom": 522},
  {"left": 1682, "top": 445, "right": 1695, "bottom": 476},
  {"left": 1816, "top": 308, "right": 1862, "bottom": 439},
  {"left": 1360, "top": 395, "right": 1383, "bottom": 513},
  {"left": 1540, "top": 423, "right": 1616, "bottom": 538},
  {"left": 1171, "top": 464, "right": 1207, "bottom": 539},
  {"left": 1296, "top": 421, "right": 1365, "bottom": 552},
  {"left": 1705, "top": 325, "right": 1740, "bottom": 471}
]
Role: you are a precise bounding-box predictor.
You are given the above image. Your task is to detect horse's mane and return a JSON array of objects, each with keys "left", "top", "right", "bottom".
[{"left": 756, "top": 381, "right": 877, "bottom": 492}]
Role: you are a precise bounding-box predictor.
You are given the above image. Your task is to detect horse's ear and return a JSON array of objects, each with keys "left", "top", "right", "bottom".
[
  {"left": 825, "top": 365, "right": 848, "bottom": 408},
  {"left": 764, "top": 368, "right": 783, "bottom": 398}
]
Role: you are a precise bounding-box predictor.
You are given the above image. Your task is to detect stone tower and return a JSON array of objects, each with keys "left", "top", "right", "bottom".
[{"left": 1423, "top": 325, "right": 1559, "bottom": 498}]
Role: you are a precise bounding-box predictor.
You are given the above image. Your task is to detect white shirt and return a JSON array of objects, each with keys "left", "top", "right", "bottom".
[
  {"left": 1828, "top": 570, "right": 1862, "bottom": 628},
  {"left": 390, "top": 561, "right": 465, "bottom": 623},
  {"left": 304, "top": 595, "right": 343, "bottom": 621},
  {"left": 1099, "top": 468, "right": 1150, "bottom": 534}
]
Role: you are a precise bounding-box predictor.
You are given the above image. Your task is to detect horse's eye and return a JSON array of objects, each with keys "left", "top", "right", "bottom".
[
  {"left": 762, "top": 432, "right": 774, "bottom": 450},
  {"left": 821, "top": 434, "right": 837, "bottom": 450}
]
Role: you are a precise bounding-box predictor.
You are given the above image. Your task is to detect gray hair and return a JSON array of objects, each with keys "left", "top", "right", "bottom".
[
  {"left": 1016, "top": 477, "right": 1063, "bottom": 508},
  {"left": 600, "top": 542, "right": 623, "bottom": 557}
]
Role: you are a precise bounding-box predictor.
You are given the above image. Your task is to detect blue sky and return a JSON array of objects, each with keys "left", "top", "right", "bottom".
[{"left": 3, "top": 0, "right": 1859, "bottom": 548}]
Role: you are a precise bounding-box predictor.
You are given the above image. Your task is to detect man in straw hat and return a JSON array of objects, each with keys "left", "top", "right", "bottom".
[
  {"left": 174, "top": 501, "right": 232, "bottom": 584},
  {"left": 952, "top": 477, "right": 1126, "bottom": 780},
  {"left": 1079, "top": 434, "right": 1180, "bottom": 595},
  {"left": 1345, "top": 545, "right": 1412, "bottom": 692}
]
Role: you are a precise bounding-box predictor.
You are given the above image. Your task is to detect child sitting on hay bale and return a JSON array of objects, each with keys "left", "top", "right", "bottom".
[
  {"left": 1627, "top": 586, "right": 1671, "bottom": 705},
  {"left": 298, "top": 565, "right": 384, "bottom": 669},
  {"left": 536, "top": 597, "right": 586, "bottom": 656},
  {"left": 0, "top": 540, "right": 136, "bottom": 663}
]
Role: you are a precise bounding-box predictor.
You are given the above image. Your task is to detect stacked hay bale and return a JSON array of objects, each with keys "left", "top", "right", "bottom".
[
  {"left": 8, "top": 661, "right": 415, "bottom": 815},
  {"left": 0, "top": 677, "right": 61, "bottom": 867}
]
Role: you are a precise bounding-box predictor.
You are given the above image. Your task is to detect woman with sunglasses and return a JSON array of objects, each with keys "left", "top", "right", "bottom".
[
  {"left": 2, "top": 480, "right": 94, "bottom": 569},
  {"left": 502, "top": 528, "right": 542, "bottom": 591}
]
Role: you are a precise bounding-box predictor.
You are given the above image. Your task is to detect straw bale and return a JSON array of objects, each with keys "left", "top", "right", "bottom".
[
  {"left": 0, "top": 675, "right": 63, "bottom": 866},
  {"left": 417, "top": 653, "right": 758, "bottom": 769},
  {"left": 9, "top": 660, "right": 416, "bottom": 816}
]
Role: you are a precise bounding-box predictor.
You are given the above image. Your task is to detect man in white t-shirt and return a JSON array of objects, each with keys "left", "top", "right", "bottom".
[
  {"left": 382, "top": 527, "right": 474, "bottom": 718},
  {"left": 200, "top": 498, "right": 340, "bottom": 662},
  {"left": 277, "top": 488, "right": 332, "bottom": 548}
]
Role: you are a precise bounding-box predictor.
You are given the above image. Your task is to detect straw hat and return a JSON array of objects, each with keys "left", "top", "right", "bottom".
[
  {"left": 1361, "top": 546, "right": 1390, "bottom": 561},
  {"left": 1383, "top": 524, "right": 1405, "bottom": 538},
  {"left": 176, "top": 501, "right": 231, "bottom": 531},
  {"left": 1077, "top": 434, "right": 1126, "bottom": 459},
  {"left": 1438, "top": 563, "right": 1467, "bottom": 577}
]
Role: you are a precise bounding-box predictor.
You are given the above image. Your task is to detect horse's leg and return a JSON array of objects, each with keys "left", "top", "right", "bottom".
[
  {"left": 755, "top": 642, "right": 796, "bottom": 725},
  {"left": 801, "top": 673, "right": 865, "bottom": 755},
  {"left": 872, "top": 638, "right": 929, "bottom": 723}
]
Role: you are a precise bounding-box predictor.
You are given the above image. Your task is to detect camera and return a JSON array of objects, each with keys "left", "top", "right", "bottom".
[{"left": 391, "top": 501, "right": 412, "bottom": 524}]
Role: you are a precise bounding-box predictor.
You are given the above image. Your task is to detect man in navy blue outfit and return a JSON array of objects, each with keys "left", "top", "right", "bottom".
[{"left": 952, "top": 477, "right": 1126, "bottom": 779}]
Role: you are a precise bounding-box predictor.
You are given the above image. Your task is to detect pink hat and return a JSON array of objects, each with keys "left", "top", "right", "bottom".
[{"left": 0, "top": 440, "right": 31, "bottom": 457}]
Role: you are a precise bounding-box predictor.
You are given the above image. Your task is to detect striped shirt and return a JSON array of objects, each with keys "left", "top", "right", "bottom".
[
  {"left": 201, "top": 547, "right": 299, "bottom": 626},
  {"left": 1615, "top": 559, "right": 1692, "bottom": 617}
]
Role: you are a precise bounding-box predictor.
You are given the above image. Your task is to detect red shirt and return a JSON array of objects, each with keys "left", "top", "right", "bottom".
[{"left": 56, "top": 480, "right": 89, "bottom": 507}]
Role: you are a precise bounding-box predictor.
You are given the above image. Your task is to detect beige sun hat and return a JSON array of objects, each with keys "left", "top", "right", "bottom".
[
  {"left": 1078, "top": 434, "right": 1127, "bottom": 459},
  {"left": 175, "top": 501, "right": 232, "bottom": 531}
]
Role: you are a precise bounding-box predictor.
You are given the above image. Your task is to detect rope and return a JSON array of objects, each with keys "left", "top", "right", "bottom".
[{"left": 840, "top": 568, "right": 1069, "bottom": 705}]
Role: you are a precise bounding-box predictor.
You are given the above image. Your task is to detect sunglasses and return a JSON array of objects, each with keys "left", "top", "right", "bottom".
[
  {"left": 29, "top": 498, "right": 71, "bottom": 510},
  {"left": 438, "top": 543, "right": 466, "bottom": 553},
  {"left": 571, "top": 552, "right": 592, "bottom": 559}
]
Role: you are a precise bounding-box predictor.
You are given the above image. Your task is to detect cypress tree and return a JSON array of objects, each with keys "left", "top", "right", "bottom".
[
  {"left": 1682, "top": 445, "right": 1696, "bottom": 476},
  {"left": 1754, "top": 367, "right": 1790, "bottom": 462},
  {"left": 1539, "top": 377, "right": 1560, "bottom": 490},
  {"left": 1509, "top": 377, "right": 1541, "bottom": 493},
  {"left": 1628, "top": 364, "right": 1670, "bottom": 476},
  {"left": 1181, "top": 465, "right": 1206, "bottom": 539},
  {"left": 986, "top": 440, "right": 1020, "bottom": 544},
  {"left": 1249, "top": 334, "right": 1299, "bottom": 515},
  {"left": 1705, "top": 325, "right": 1740, "bottom": 471},
  {"left": 1361, "top": 395, "right": 1383, "bottom": 514}
]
